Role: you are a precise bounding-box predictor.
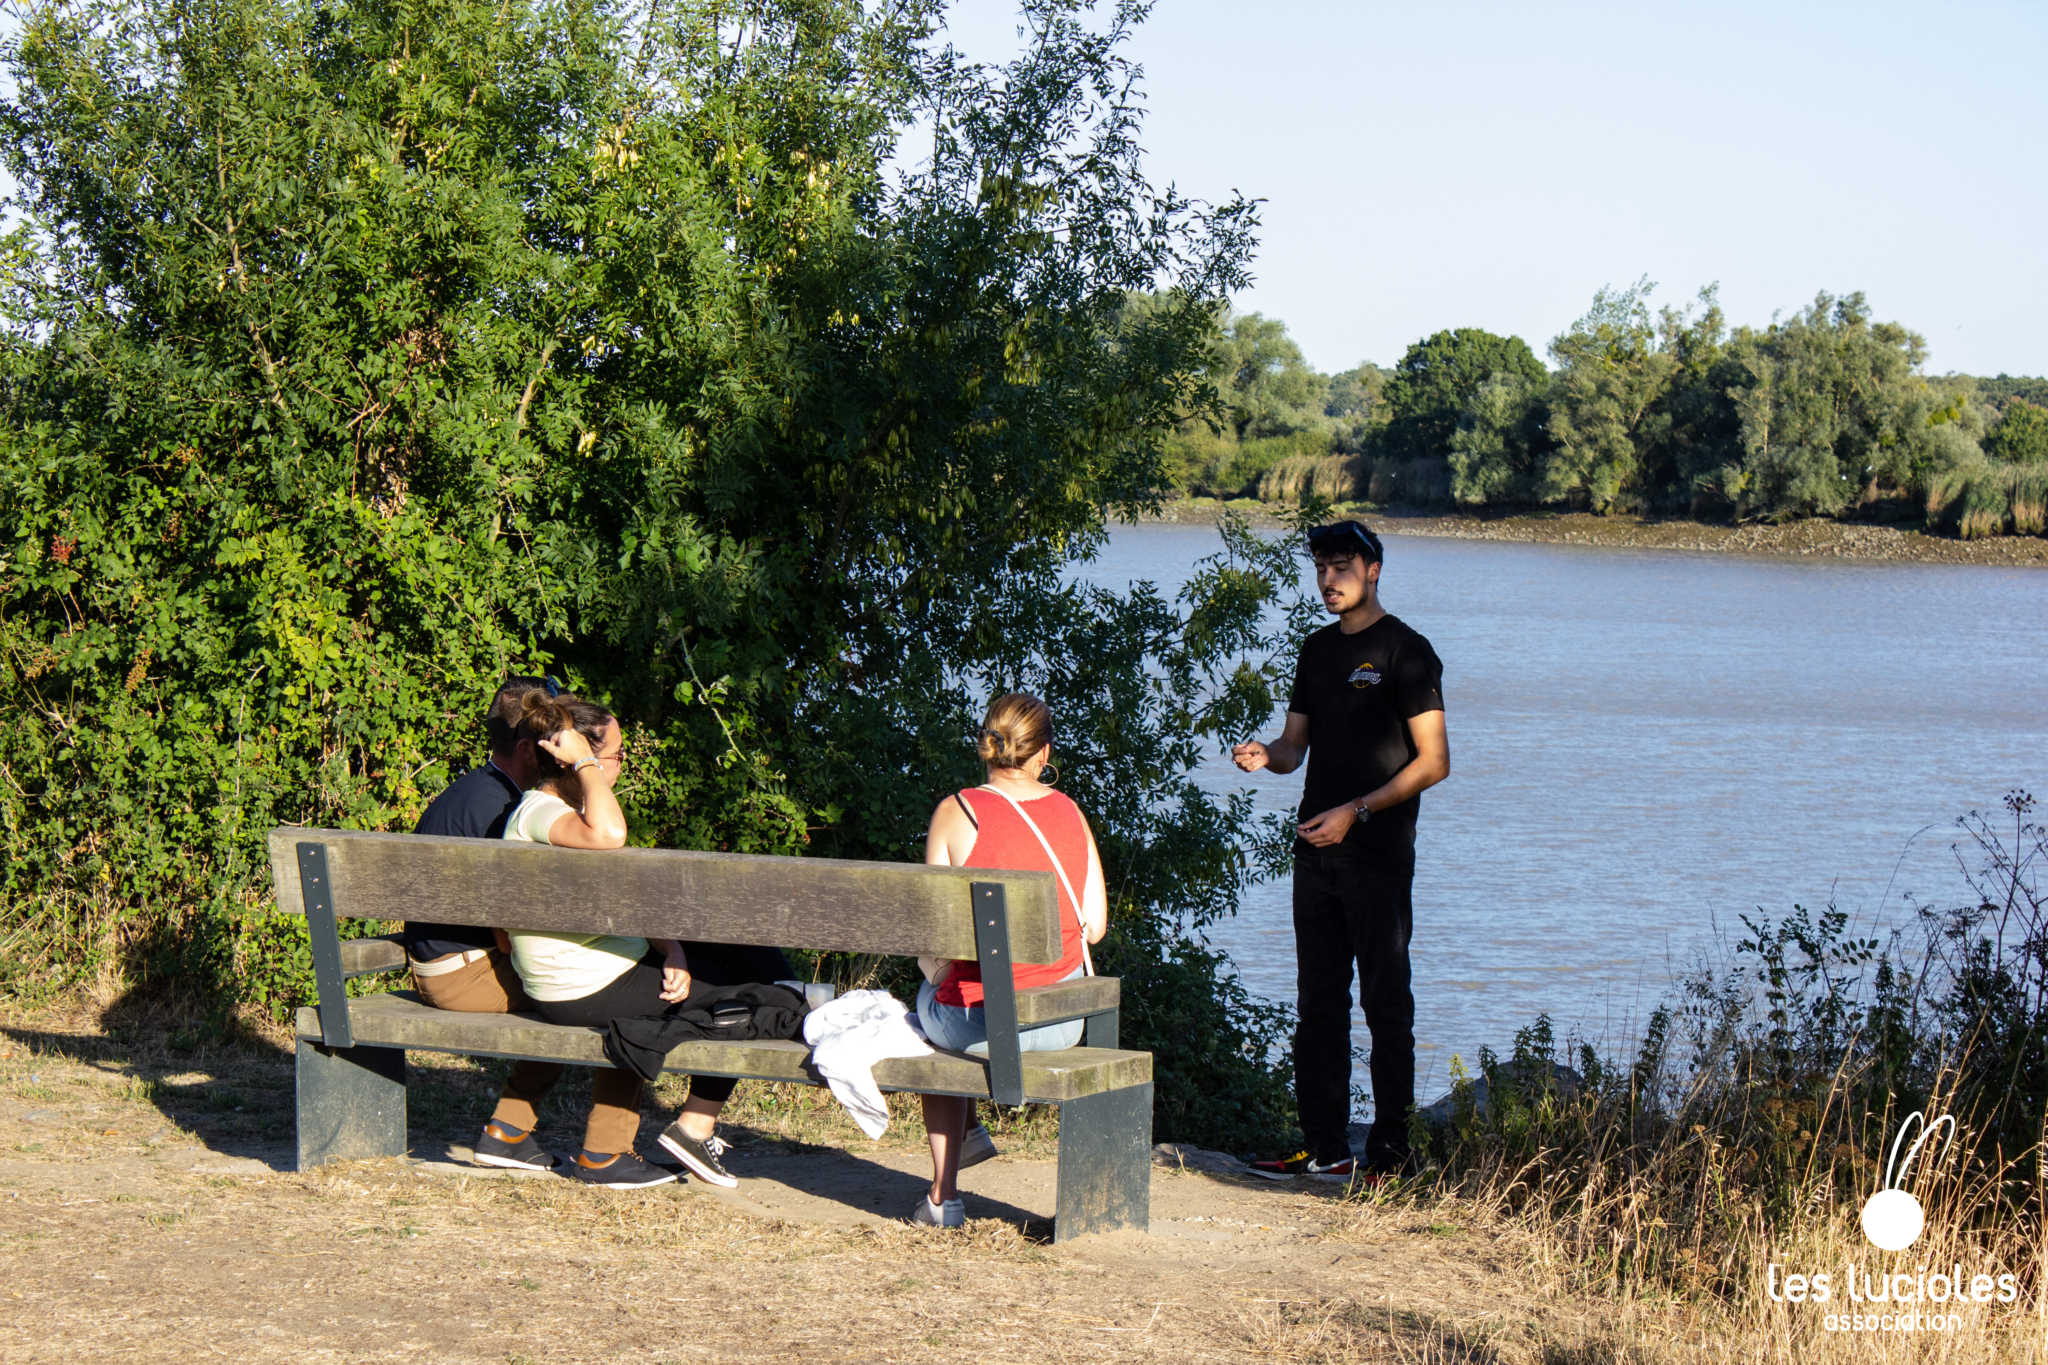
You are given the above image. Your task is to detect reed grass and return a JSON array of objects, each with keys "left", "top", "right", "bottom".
[
  {"left": 1928, "top": 461, "right": 2047, "bottom": 540},
  {"left": 1958, "top": 474, "right": 2011, "bottom": 540},
  {"left": 2008, "top": 467, "right": 2047, "bottom": 537},
  {"left": 1256, "top": 453, "right": 1455, "bottom": 508},
  {"left": 1257, "top": 453, "right": 1371, "bottom": 503},
  {"left": 1372, "top": 791, "right": 2048, "bottom": 1361}
]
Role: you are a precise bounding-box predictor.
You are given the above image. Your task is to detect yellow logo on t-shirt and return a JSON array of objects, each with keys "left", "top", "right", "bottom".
[{"left": 1348, "top": 663, "right": 1382, "bottom": 688}]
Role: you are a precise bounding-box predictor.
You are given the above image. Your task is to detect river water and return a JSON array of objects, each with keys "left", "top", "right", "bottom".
[{"left": 1078, "top": 522, "right": 2048, "bottom": 1104}]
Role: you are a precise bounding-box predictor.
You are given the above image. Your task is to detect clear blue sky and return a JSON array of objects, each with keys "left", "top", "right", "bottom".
[{"left": 939, "top": 0, "right": 2048, "bottom": 378}]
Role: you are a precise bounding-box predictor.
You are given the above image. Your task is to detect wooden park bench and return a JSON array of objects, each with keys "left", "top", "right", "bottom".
[{"left": 268, "top": 828, "right": 1152, "bottom": 1241}]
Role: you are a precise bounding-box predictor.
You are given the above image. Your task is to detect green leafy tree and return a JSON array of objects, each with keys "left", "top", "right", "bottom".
[
  {"left": 1721, "top": 293, "right": 1972, "bottom": 518},
  {"left": 1541, "top": 280, "right": 1737, "bottom": 513},
  {"left": 1541, "top": 280, "right": 1672, "bottom": 510},
  {"left": 1971, "top": 374, "right": 2048, "bottom": 411},
  {"left": 1447, "top": 372, "right": 1552, "bottom": 505},
  {"left": 0, "top": 0, "right": 1305, "bottom": 1146},
  {"left": 1209, "top": 310, "right": 1328, "bottom": 440},
  {"left": 1324, "top": 361, "right": 1388, "bottom": 455},
  {"left": 1147, "top": 300, "right": 1331, "bottom": 495},
  {"left": 1646, "top": 290, "right": 1747, "bottom": 513},
  {"left": 1375, "top": 326, "right": 1544, "bottom": 463},
  {"left": 1987, "top": 400, "right": 2048, "bottom": 465},
  {"left": 1325, "top": 363, "right": 1388, "bottom": 422}
]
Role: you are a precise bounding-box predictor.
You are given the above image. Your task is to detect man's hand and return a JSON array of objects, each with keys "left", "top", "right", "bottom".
[
  {"left": 1296, "top": 802, "right": 1357, "bottom": 848},
  {"left": 1233, "top": 714, "right": 1308, "bottom": 775},
  {"left": 659, "top": 943, "right": 692, "bottom": 1003}
]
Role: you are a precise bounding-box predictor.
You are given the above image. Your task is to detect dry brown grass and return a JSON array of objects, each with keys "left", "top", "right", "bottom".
[
  {"left": 0, "top": 996, "right": 1577, "bottom": 1362},
  {"left": 1325, "top": 1114, "right": 2048, "bottom": 1365},
  {"left": 5, "top": 993, "right": 2044, "bottom": 1362}
]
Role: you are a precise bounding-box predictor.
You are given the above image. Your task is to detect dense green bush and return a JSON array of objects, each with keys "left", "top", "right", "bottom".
[{"left": 0, "top": 0, "right": 1307, "bottom": 1146}]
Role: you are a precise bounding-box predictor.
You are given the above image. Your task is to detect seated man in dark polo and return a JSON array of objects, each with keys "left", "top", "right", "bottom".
[{"left": 405, "top": 677, "right": 652, "bottom": 1181}]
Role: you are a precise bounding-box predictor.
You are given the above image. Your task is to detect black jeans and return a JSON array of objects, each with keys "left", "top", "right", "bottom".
[
  {"left": 537, "top": 942, "right": 795, "bottom": 1106},
  {"left": 1292, "top": 852, "right": 1415, "bottom": 1169}
]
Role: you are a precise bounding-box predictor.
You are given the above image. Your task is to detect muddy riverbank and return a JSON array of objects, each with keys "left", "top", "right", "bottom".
[{"left": 1146, "top": 499, "right": 2048, "bottom": 567}]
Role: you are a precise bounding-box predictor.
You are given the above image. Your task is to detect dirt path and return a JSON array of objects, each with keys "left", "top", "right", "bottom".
[{"left": 0, "top": 1009, "right": 1617, "bottom": 1363}]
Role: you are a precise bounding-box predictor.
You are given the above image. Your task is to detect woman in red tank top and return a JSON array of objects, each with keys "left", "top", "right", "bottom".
[{"left": 910, "top": 693, "right": 1109, "bottom": 1227}]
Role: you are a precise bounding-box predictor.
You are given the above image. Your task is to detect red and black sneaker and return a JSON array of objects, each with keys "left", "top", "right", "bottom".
[{"left": 1246, "top": 1150, "right": 1309, "bottom": 1180}]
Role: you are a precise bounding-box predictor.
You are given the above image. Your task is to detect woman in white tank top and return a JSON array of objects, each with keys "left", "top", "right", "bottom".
[{"left": 500, "top": 693, "right": 797, "bottom": 1191}]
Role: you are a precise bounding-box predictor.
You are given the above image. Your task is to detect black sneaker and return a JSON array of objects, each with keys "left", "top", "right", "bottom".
[
  {"left": 658, "top": 1124, "right": 738, "bottom": 1187},
  {"left": 570, "top": 1151, "right": 677, "bottom": 1189},
  {"left": 472, "top": 1122, "right": 557, "bottom": 1172}
]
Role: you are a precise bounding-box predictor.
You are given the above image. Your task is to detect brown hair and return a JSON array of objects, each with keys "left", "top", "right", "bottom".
[
  {"left": 514, "top": 692, "right": 615, "bottom": 799},
  {"left": 486, "top": 679, "right": 547, "bottom": 753},
  {"left": 976, "top": 692, "right": 1053, "bottom": 770}
]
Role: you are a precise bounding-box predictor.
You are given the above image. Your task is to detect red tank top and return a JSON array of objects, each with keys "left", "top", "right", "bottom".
[{"left": 934, "top": 787, "right": 1089, "bottom": 1007}]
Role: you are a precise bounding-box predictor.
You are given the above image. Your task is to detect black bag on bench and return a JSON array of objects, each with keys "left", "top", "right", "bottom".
[{"left": 601, "top": 981, "right": 806, "bottom": 1083}]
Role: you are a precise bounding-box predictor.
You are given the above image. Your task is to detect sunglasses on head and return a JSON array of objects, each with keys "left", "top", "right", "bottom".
[
  {"left": 1306, "top": 521, "right": 1383, "bottom": 563},
  {"left": 503, "top": 673, "right": 565, "bottom": 699}
]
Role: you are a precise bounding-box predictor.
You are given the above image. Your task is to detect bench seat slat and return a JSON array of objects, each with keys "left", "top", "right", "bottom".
[{"left": 298, "top": 993, "right": 1151, "bottom": 1104}]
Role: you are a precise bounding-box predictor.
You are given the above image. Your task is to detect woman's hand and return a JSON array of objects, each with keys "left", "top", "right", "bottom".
[
  {"left": 658, "top": 941, "right": 692, "bottom": 1003},
  {"left": 537, "top": 726, "right": 596, "bottom": 769},
  {"left": 538, "top": 719, "right": 627, "bottom": 848}
]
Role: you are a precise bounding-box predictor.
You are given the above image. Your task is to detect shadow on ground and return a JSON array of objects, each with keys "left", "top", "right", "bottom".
[{"left": 3, "top": 1003, "right": 1052, "bottom": 1238}]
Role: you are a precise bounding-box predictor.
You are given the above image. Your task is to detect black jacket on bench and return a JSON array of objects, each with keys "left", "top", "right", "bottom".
[{"left": 600, "top": 982, "right": 806, "bottom": 1083}]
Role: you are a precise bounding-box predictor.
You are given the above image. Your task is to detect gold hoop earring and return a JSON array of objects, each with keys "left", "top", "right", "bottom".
[{"left": 1039, "top": 764, "right": 1058, "bottom": 786}]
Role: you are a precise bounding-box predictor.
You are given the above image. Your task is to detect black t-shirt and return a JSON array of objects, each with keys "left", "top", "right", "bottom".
[
  {"left": 1286, "top": 614, "right": 1445, "bottom": 865},
  {"left": 402, "top": 760, "right": 523, "bottom": 960}
]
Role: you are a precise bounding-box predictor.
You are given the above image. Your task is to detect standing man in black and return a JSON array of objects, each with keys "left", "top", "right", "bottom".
[{"left": 1233, "top": 521, "right": 1449, "bottom": 1182}]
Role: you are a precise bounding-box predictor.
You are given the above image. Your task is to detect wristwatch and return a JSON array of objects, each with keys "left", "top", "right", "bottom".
[{"left": 1352, "top": 798, "right": 1371, "bottom": 823}]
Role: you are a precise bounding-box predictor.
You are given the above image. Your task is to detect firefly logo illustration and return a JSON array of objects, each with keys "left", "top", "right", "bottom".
[{"left": 1860, "top": 1111, "right": 1956, "bottom": 1252}]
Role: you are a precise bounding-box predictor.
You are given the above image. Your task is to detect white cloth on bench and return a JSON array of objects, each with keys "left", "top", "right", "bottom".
[{"left": 802, "top": 989, "right": 934, "bottom": 1138}]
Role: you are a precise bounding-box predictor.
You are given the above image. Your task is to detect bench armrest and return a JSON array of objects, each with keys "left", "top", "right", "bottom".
[
  {"left": 339, "top": 934, "right": 409, "bottom": 978},
  {"left": 1015, "top": 976, "right": 1119, "bottom": 1027}
]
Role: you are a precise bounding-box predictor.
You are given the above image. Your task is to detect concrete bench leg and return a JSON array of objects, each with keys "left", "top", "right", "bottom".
[
  {"left": 1053, "top": 1082, "right": 1152, "bottom": 1242},
  {"left": 297, "top": 1040, "right": 407, "bottom": 1170}
]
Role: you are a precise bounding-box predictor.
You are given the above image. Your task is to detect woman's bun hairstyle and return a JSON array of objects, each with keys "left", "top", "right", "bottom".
[
  {"left": 976, "top": 692, "right": 1053, "bottom": 770},
  {"left": 517, "top": 693, "right": 613, "bottom": 783}
]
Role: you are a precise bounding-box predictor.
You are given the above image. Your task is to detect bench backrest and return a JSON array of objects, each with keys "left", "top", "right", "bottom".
[{"left": 265, "top": 827, "right": 1063, "bottom": 963}]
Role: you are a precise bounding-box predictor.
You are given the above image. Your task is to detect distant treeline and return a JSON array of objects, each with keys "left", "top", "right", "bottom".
[{"left": 1152, "top": 282, "right": 2048, "bottom": 538}]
